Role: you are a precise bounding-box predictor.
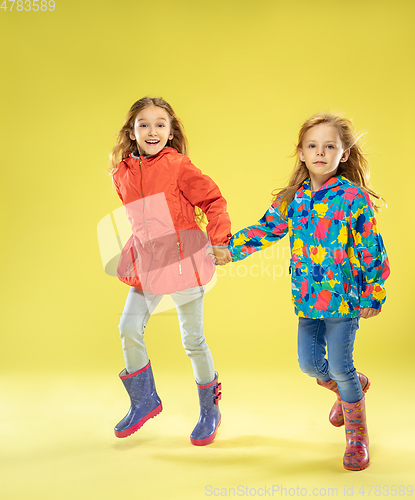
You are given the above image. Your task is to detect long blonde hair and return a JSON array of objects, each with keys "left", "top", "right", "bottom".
[
  {"left": 109, "top": 97, "right": 207, "bottom": 228},
  {"left": 273, "top": 113, "right": 383, "bottom": 213}
]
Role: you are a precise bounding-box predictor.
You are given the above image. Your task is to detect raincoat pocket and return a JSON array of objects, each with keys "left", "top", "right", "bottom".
[
  {"left": 338, "top": 259, "right": 360, "bottom": 310},
  {"left": 289, "top": 260, "right": 309, "bottom": 307},
  {"left": 309, "top": 261, "right": 356, "bottom": 315}
]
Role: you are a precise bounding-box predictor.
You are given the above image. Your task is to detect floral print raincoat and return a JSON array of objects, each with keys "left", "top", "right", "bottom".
[{"left": 229, "top": 175, "right": 390, "bottom": 318}]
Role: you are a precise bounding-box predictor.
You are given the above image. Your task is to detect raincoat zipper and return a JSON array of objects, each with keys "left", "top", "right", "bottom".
[
  {"left": 139, "top": 157, "right": 154, "bottom": 291},
  {"left": 307, "top": 193, "right": 314, "bottom": 287},
  {"left": 177, "top": 241, "right": 182, "bottom": 275}
]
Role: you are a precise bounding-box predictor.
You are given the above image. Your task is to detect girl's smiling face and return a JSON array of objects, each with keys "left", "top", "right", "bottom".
[
  {"left": 298, "top": 123, "right": 350, "bottom": 188},
  {"left": 130, "top": 105, "right": 173, "bottom": 156}
]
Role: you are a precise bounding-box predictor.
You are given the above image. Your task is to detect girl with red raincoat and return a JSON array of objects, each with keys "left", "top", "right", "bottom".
[{"left": 109, "top": 97, "right": 232, "bottom": 445}]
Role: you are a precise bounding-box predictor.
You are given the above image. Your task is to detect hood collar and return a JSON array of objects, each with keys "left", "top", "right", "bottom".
[
  {"left": 302, "top": 174, "right": 347, "bottom": 195},
  {"left": 130, "top": 146, "right": 176, "bottom": 162}
]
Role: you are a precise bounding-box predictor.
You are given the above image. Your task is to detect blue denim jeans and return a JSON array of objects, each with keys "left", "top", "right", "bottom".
[{"left": 297, "top": 317, "right": 363, "bottom": 403}]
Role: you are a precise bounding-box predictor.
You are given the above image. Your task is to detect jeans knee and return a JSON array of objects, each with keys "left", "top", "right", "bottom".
[
  {"left": 118, "top": 316, "right": 144, "bottom": 342},
  {"left": 298, "top": 358, "right": 317, "bottom": 377},
  {"left": 328, "top": 367, "right": 354, "bottom": 383},
  {"left": 298, "top": 355, "right": 328, "bottom": 378},
  {"left": 182, "top": 333, "right": 208, "bottom": 355}
]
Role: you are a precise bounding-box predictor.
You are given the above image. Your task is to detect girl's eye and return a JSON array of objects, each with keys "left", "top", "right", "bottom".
[
  {"left": 140, "top": 124, "right": 147, "bottom": 127},
  {"left": 157, "top": 124, "right": 165, "bottom": 127},
  {"left": 309, "top": 144, "right": 316, "bottom": 148},
  {"left": 327, "top": 145, "right": 334, "bottom": 149}
]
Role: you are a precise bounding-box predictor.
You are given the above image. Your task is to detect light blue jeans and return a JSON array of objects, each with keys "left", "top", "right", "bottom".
[
  {"left": 297, "top": 317, "right": 363, "bottom": 403},
  {"left": 118, "top": 286, "right": 215, "bottom": 385}
]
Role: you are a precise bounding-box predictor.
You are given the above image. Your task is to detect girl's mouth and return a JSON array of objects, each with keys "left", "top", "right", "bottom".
[{"left": 146, "top": 140, "right": 160, "bottom": 144}]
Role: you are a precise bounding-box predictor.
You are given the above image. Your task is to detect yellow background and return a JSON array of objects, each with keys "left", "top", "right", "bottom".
[{"left": 1, "top": 0, "right": 414, "bottom": 498}]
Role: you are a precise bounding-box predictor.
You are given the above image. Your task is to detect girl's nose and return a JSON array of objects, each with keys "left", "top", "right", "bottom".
[{"left": 317, "top": 148, "right": 325, "bottom": 156}]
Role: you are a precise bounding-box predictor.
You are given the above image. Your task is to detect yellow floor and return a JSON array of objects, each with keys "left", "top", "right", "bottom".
[{"left": 1, "top": 367, "right": 414, "bottom": 500}]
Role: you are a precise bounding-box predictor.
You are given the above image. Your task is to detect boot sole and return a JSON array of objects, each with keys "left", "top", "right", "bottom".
[
  {"left": 114, "top": 403, "right": 163, "bottom": 438},
  {"left": 190, "top": 418, "right": 221, "bottom": 446},
  {"left": 343, "top": 459, "right": 370, "bottom": 471}
]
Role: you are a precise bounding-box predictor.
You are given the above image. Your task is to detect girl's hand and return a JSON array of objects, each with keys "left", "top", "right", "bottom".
[
  {"left": 212, "top": 247, "right": 232, "bottom": 265},
  {"left": 359, "top": 307, "right": 381, "bottom": 319}
]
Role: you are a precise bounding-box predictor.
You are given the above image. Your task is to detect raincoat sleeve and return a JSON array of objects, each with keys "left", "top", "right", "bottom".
[
  {"left": 229, "top": 195, "right": 289, "bottom": 262},
  {"left": 178, "top": 157, "right": 231, "bottom": 246},
  {"left": 350, "top": 192, "right": 390, "bottom": 310},
  {"left": 113, "top": 176, "right": 123, "bottom": 202}
]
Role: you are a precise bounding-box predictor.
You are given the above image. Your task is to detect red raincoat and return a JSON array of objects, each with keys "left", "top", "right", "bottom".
[{"left": 113, "top": 147, "right": 231, "bottom": 294}]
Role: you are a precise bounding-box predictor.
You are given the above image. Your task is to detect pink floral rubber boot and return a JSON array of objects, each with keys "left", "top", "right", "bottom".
[
  {"left": 317, "top": 373, "right": 370, "bottom": 427},
  {"left": 342, "top": 395, "right": 370, "bottom": 471}
]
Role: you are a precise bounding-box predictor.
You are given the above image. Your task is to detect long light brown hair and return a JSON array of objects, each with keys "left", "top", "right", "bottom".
[
  {"left": 108, "top": 97, "right": 188, "bottom": 175},
  {"left": 109, "top": 97, "right": 207, "bottom": 227},
  {"left": 273, "top": 113, "right": 383, "bottom": 214}
]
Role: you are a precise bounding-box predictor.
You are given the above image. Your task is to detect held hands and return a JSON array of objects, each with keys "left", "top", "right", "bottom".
[
  {"left": 207, "top": 246, "right": 232, "bottom": 265},
  {"left": 359, "top": 307, "right": 381, "bottom": 319},
  {"left": 213, "top": 246, "right": 232, "bottom": 265}
]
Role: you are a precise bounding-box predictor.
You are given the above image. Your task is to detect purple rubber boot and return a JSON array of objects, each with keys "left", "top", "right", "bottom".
[
  {"left": 190, "top": 372, "right": 222, "bottom": 446},
  {"left": 114, "top": 360, "right": 162, "bottom": 438}
]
